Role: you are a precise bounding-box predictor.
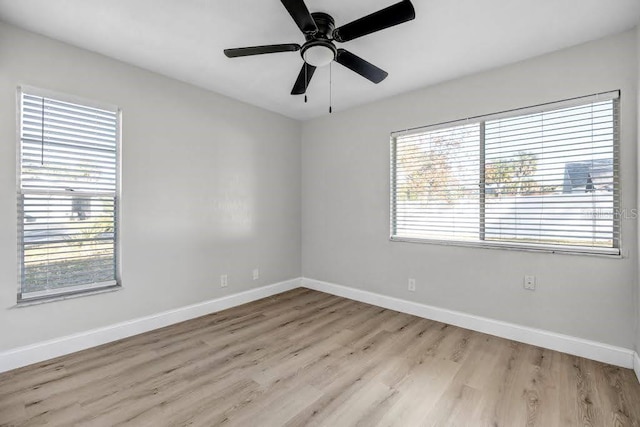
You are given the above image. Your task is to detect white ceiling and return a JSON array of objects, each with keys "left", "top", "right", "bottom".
[{"left": 0, "top": 0, "right": 638, "bottom": 120}]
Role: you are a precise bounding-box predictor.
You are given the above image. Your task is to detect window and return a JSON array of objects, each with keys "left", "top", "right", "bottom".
[
  {"left": 18, "top": 87, "right": 120, "bottom": 302},
  {"left": 391, "top": 91, "right": 620, "bottom": 255}
]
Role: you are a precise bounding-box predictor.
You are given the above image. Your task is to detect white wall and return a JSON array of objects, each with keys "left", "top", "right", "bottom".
[
  {"left": 302, "top": 30, "right": 638, "bottom": 348},
  {"left": 0, "top": 23, "right": 301, "bottom": 351}
]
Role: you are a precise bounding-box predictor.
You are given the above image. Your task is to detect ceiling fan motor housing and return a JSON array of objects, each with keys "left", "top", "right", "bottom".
[
  {"left": 307, "top": 12, "right": 335, "bottom": 39},
  {"left": 301, "top": 12, "right": 336, "bottom": 67}
]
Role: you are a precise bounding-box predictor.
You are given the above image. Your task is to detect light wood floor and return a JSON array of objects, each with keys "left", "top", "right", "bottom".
[{"left": 1, "top": 288, "right": 639, "bottom": 426}]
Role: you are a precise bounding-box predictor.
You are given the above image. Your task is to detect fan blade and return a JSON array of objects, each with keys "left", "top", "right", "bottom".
[
  {"left": 335, "top": 49, "right": 388, "bottom": 83},
  {"left": 332, "top": 0, "right": 415, "bottom": 42},
  {"left": 224, "top": 44, "right": 300, "bottom": 58},
  {"left": 281, "top": 0, "right": 318, "bottom": 34},
  {"left": 291, "top": 63, "right": 316, "bottom": 95}
]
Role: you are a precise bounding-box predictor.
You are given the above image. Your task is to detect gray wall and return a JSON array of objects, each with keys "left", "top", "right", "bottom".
[
  {"left": 0, "top": 23, "right": 301, "bottom": 351},
  {"left": 302, "top": 30, "right": 638, "bottom": 348}
]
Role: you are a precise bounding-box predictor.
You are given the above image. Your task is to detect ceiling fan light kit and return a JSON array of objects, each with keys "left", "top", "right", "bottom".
[
  {"left": 223, "top": 0, "right": 415, "bottom": 103},
  {"left": 301, "top": 42, "right": 336, "bottom": 67}
]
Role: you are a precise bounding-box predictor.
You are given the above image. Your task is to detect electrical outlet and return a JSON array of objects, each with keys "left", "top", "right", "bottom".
[
  {"left": 524, "top": 275, "right": 536, "bottom": 291},
  {"left": 253, "top": 268, "right": 259, "bottom": 280},
  {"left": 220, "top": 274, "right": 228, "bottom": 288},
  {"left": 408, "top": 278, "right": 416, "bottom": 292}
]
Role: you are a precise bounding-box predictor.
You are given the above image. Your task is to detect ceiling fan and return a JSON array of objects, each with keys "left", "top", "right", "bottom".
[{"left": 223, "top": 0, "right": 415, "bottom": 96}]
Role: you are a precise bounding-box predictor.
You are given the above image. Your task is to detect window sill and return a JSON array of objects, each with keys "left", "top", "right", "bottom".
[
  {"left": 389, "top": 236, "right": 623, "bottom": 258},
  {"left": 15, "top": 284, "right": 122, "bottom": 308}
]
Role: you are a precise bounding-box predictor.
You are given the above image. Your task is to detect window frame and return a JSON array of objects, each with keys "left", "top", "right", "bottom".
[
  {"left": 390, "top": 91, "right": 621, "bottom": 257},
  {"left": 16, "top": 86, "right": 122, "bottom": 303}
]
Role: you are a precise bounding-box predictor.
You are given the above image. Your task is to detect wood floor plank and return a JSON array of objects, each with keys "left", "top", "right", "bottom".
[{"left": 1, "top": 288, "right": 639, "bottom": 427}]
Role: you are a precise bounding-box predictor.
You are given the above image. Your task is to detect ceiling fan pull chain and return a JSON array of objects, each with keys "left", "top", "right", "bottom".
[
  {"left": 304, "top": 64, "right": 308, "bottom": 103},
  {"left": 329, "top": 62, "right": 333, "bottom": 114}
]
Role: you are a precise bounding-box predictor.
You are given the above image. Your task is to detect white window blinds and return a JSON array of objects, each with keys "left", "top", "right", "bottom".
[
  {"left": 391, "top": 92, "right": 620, "bottom": 255},
  {"left": 18, "top": 88, "right": 120, "bottom": 301}
]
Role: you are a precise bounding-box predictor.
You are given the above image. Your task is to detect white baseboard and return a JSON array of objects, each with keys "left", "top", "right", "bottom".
[
  {"left": 0, "top": 278, "right": 301, "bottom": 374},
  {"left": 302, "top": 278, "right": 635, "bottom": 370},
  {"left": 2, "top": 276, "right": 636, "bottom": 379}
]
